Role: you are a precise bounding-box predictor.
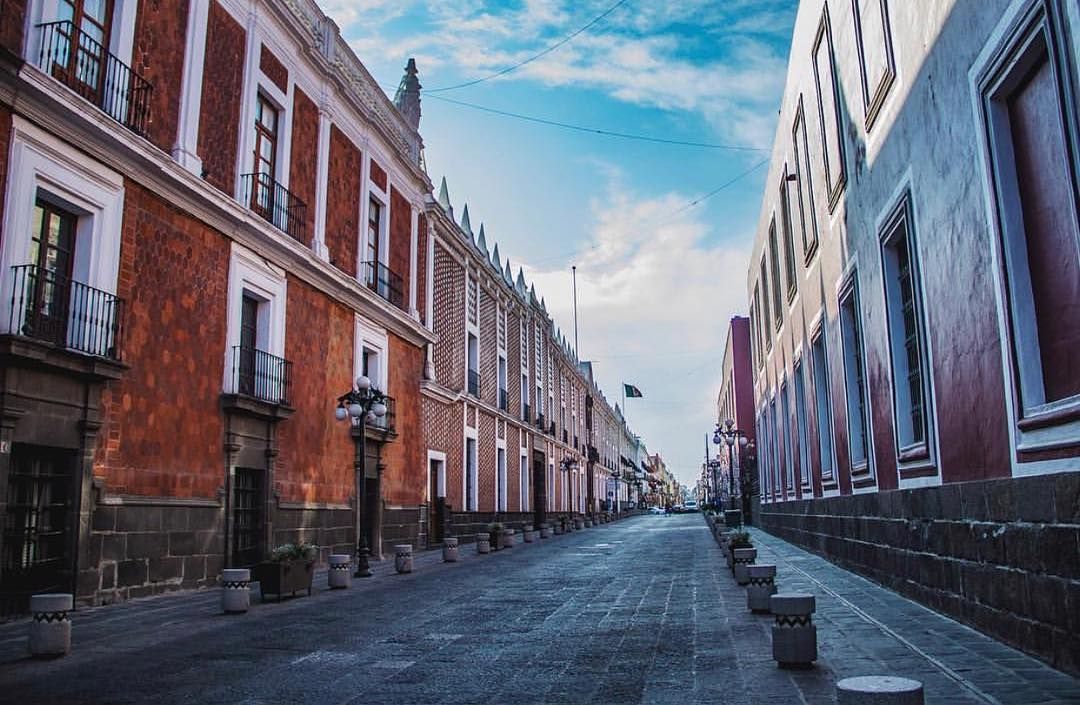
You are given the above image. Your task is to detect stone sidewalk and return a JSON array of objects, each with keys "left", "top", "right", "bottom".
[{"left": 0, "top": 515, "right": 1076, "bottom": 704}]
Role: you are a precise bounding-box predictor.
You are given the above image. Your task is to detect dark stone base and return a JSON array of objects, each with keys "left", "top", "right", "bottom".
[{"left": 759, "top": 471, "right": 1080, "bottom": 676}]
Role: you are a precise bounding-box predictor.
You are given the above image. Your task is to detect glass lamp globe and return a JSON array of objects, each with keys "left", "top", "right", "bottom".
[
  {"left": 739, "top": 436, "right": 749, "bottom": 448},
  {"left": 335, "top": 406, "right": 347, "bottom": 421},
  {"left": 355, "top": 375, "right": 371, "bottom": 391},
  {"left": 365, "top": 411, "right": 377, "bottom": 424},
  {"left": 371, "top": 402, "right": 387, "bottom": 417},
  {"left": 348, "top": 402, "right": 363, "bottom": 418}
]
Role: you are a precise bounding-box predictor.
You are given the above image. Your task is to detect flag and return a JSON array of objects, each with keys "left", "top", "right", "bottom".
[{"left": 624, "top": 383, "right": 643, "bottom": 398}]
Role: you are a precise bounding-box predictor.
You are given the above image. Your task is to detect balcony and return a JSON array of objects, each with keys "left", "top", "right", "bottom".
[
  {"left": 522, "top": 403, "right": 531, "bottom": 423},
  {"left": 549, "top": 421, "right": 556, "bottom": 436},
  {"left": 574, "top": 435, "right": 579, "bottom": 448},
  {"left": 361, "top": 260, "right": 405, "bottom": 310},
  {"left": 354, "top": 395, "right": 396, "bottom": 435},
  {"left": 35, "top": 21, "right": 153, "bottom": 135},
  {"left": 241, "top": 173, "right": 308, "bottom": 243},
  {"left": 498, "top": 388, "right": 508, "bottom": 411},
  {"left": 563, "top": 429, "right": 569, "bottom": 445},
  {"left": 230, "top": 345, "right": 292, "bottom": 405},
  {"left": 536, "top": 413, "right": 546, "bottom": 430},
  {"left": 6, "top": 264, "right": 123, "bottom": 360},
  {"left": 467, "top": 369, "right": 480, "bottom": 397}
]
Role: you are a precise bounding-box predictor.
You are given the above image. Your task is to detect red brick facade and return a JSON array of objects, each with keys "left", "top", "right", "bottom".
[
  {"left": 0, "top": 105, "right": 11, "bottom": 252},
  {"left": 289, "top": 88, "right": 319, "bottom": 239},
  {"left": 197, "top": 0, "right": 245, "bottom": 193},
  {"left": 132, "top": 0, "right": 189, "bottom": 152},
  {"left": 382, "top": 334, "right": 424, "bottom": 506},
  {"left": 389, "top": 186, "right": 412, "bottom": 307},
  {"left": 276, "top": 277, "right": 354, "bottom": 505},
  {"left": 433, "top": 241, "right": 465, "bottom": 389},
  {"left": 0, "top": 0, "right": 26, "bottom": 57},
  {"left": 370, "top": 158, "right": 387, "bottom": 191},
  {"left": 94, "top": 181, "right": 230, "bottom": 498},
  {"left": 325, "top": 126, "right": 361, "bottom": 276},
  {"left": 417, "top": 215, "right": 427, "bottom": 325},
  {"left": 259, "top": 43, "right": 289, "bottom": 93}
]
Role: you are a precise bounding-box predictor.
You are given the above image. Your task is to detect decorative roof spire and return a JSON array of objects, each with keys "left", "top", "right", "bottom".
[
  {"left": 491, "top": 243, "right": 501, "bottom": 269},
  {"left": 393, "top": 58, "right": 422, "bottom": 130},
  {"left": 477, "top": 223, "right": 488, "bottom": 255},
  {"left": 437, "top": 176, "right": 452, "bottom": 219},
  {"left": 504, "top": 260, "right": 513, "bottom": 283},
  {"left": 460, "top": 204, "right": 473, "bottom": 240},
  {"left": 516, "top": 268, "right": 527, "bottom": 291}
]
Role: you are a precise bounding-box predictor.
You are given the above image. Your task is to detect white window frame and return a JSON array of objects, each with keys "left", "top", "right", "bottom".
[
  {"left": 427, "top": 450, "right": 447, "bottom": 501},
  {"left": 0, "top": 118, "right": 124, "bottom": 336},
  {"left": 520, "top": 451, "right": 529, "bottom": 511},
  {"left": 496, "top": 440, "right": 507, "bottom": 512},
  {"left": 237, "top": 34, "right": 294, "bottom": 203},
  {"left": 463, "top": 431, "right": 478, "bottom": 512},
  {"left": 838, "top": 271, "right": 877, "bottom": 490},
  {"left": 793, "top": 357, "right": 812, "bottom": 494},
  {"left": 354, "top": 317, "right": 389, "bottom": 393},
  {"left": 971, "top": 0, "right": 1080, "bottom": 474},
  {"left": 224, "top": 243, "right": 287, "bottom": 394},
  {"left": 26, "top": 0, "right": 138, "bottom": 86}
]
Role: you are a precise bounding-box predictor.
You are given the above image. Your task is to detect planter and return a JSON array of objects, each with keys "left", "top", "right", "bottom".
[
  {"left": 327, "top": 555, "right": 351, "bottom": 589},
  {"left": 746, "top": 564, "right": 777, "bottom": 613},
  {"left": 489, "top": 529, "right": 504, "bottom": 550},
  {"left": 476, "top": 533, "right": 491, "bottom": 553},
  {"left": 523, "top": 528, "right": 534, "bottom": 543},
  {"left": 253, "top": 560, "right": 315, "bottom": 602},
  {"left": 443, "top": 538, "right": 459, "bottom": 562},
  {"left": 29, "top": 593, "right": 72, "bottom": 657},
  {"left": 502, "top": 528, "right": 515, "bottom": 548},
  {"left": 771, "top": 593, "right": 817, "bottom": 667},
  {"left": 553, "top": 524, "right": 564, "bottom": 535},
  {"left": 733, "top": 547, "right": 757, "bottom": 585}
]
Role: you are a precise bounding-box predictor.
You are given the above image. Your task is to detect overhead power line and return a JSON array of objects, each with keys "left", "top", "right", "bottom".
[
  {"left": 425, "top": 0, "right": 632, "bottom": 93},
  {"left": 426, "top": 93, "right": 769, "bottom": 151}
]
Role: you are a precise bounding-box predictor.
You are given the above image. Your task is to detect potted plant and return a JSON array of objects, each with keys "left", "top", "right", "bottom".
[
  {"left": 727, "top": 530, "right": 751, "bottom": 570},
  {"left": 488, "top": 522, "right": 505, "bottom": 550},
  {"left": 253, "top": 541, "right": 318, "bottom": 602}
]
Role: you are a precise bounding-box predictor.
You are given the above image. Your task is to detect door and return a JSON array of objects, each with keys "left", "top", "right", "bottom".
[
  {"left": 53, "top": 0, "right": 114, "bottom": 102},
  {"left": 428, "top": 459, "right": 443, "bottom": 545},
  {"left": 1, "top": 445, "right": 77, "bottom": 619},
  {"left": 25, "top": 200, "right": 77, "bottom": 346},
  {"left": 531, "top": 449, "right": 546, "bottom": 528},
  {"left": 231, "top": 468, "right": 263, "bottom": 567},
  {"left": 237, "top": 294, "right": 259, "bottom": 396}
]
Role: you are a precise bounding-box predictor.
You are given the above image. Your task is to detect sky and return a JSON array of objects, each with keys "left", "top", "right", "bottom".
[{"left": 322, "top": 0, "right": 799, "bottom": 488}]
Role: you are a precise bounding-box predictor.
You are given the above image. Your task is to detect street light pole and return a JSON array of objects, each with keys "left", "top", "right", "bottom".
[{"left": 335, "top": 375, "right": 387, "bottom": 578}]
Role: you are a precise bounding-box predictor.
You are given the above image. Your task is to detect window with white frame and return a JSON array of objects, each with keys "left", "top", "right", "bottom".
[
  {"left": 496, "top": 446, "right": 507, "bottom": 511},
  {"left": 852, "top": 0, "right": 896, "bottom": 130},
  {"left": 781, "top": 381, "right": 795, "bottom": 495},
  {"left": 465, "top": 436, "right": 478, "bottom": 511},
  {"left": 780, "top": 169, "right": 798, "bottom": 302},
  {"left": 880, "top": 193, "right": 935, "bottom": 466},
  {"left": 810, "top": 324, "right": 836, "bottom": 483},
  {"left": 225, "top": 244, "right": 287, "bottom": 401},
  {"left": 794, "top": 361, "right": 811, "bottom": 490},
  {"left": 768, "top": 219, "right": 784, "bottom": 330},
  {"left": 355, "top": 318, "right": 389, "bottom": 393},
  {"left": 0, "top": 119, "right": 124, "bottom": 356},
  {"left": 978, "top": 0, "right": 1080, "bottom": 432},
  {"left": 760, "top": 260, "right": 773, "bottom": 350},
  {"left": 813, "top": 3, "right": 847, "bottom": 209},
  {"left": 520, "top": 452, "right": 529, "bottom": 511},
  {"left": 793, "top": 96, "right": 820, "bottom": 262},
  {"left": 840, "top": 277, "right": 872, "bottom": 477}
]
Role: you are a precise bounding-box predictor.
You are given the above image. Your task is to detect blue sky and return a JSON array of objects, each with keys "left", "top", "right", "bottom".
[{"left": 323, "top": 0, "right": 798, "bottom": 487}]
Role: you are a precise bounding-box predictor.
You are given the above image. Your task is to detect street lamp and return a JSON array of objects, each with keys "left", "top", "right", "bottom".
[
  {"left": 559, "top": 457, "right": 579, "bottom": 514},
  {"left": 335, "top": 375, "right": 387, "bottom": 577},
  {"left": 714, "top": 418, "right": 750, "bottom": 523}
]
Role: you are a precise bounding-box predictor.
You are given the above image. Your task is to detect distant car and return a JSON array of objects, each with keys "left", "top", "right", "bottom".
[
  {"left": 683, "top": 500, "right": 698, "bottom": 512},
  {"left": 673, "top": 504, "right": 684, "bottom": 513},
  {"left": 649, "top": 506, "right": 664, "bottom": 515}
]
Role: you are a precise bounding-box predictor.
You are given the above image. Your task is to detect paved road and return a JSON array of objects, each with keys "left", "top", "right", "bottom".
[{"left": 0, "top": 515, "right": 1077, "bottom": 704}]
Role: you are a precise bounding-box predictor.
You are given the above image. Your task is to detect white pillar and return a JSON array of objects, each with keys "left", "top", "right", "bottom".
[
  {"left": 172, "top": 0, "right": 209, "bottom": 174},
  {"left": 409, "top": 205, "right": 419, "bottom": 318},
  {"left": 312, "top": 104, "right": 332, "bottom": 261}
]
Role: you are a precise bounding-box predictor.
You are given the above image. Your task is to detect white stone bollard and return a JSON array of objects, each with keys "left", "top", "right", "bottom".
[
  {"left": 221, "top": 569, "right": 251, "bottom": 614},
  {"left": 443, "top": 537, "right": 459, "bottom": 562},
  {"left": 523, "top": 525, "right": 534, "bottom": 543},
  {"left": 476, "top": 533, "right": 491, "bottom": 553},
  {"left": 733, "top": 547, "right": 757, "bottom": 585},
  {"left": 539, "top": 523, "right": 551, "bottom": 539},
  {"left": 585, "top": 519, "right": 593, "bottom": 528},
  {"left": 394, "top": 544, "right": 413, "bottom": 573},
  {"left": 502, "top": 528, "right": 515, "bottom": 548},
  {"left": 746, "top": 564, "right": 777, "bottom": 613},
  {"left": 29, "top": 593, "right": 73, "bottom": 657},
  {"left": 836, "top": 676, "right": 924, "bottom": 705},
  {"left": 771, "top": 593, "right": 817, "bottom": 668},
  {"left": 328, "top": 554, "right": 352, "bottom": 589}
]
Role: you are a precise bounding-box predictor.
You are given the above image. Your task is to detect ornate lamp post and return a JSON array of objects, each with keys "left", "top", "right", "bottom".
[
  {"left": 335, "top": 375, "right": 387, "bottom": 578},
  {"left": 559, "top": 457, "right": 579, "bottom": 513},
  {"left": 714, "top": 418, "right": 750, "bottom": 518}
]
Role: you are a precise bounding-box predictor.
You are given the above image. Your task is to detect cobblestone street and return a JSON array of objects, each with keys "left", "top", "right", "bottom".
[{"left": 1, "top": 515, "right": 1077, "bottom": 704}]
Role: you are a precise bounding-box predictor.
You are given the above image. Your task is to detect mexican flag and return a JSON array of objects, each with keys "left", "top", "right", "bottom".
[{"left": 624, "top": 383, "right": 643, "bottom": 398}]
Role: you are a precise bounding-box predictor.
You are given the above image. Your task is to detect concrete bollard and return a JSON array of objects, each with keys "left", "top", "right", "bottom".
[
  {"left": 502, "top": 528, "right": 515, "bottom": 548},
  {"left": 554, "top": 523, "right": 564, "bottom": 535},
  {"left": 523, "top": 525, "right": 535, "bottom": 543},
  {"left": 836, "top": 676, "right": 924, "bottom": 705},
  {"left": 477, "top": 533, "right": 491, "bottom": 553},
  {"left": 746, "top": 564, "right": 777, "bottom": 613},
  {"left": 394, "top": 544, "right": 413, "bottom": 573},
  {"left": 29, "top": 593, "right": 73, "bottom": 657},
  {"left": 733, "top": 547, "right": 757, "bottom": 585},
  {"left": 585, "top": 519, "right": 593, "bottom": 528},
  {"left": 221, "top": 569, "right": 251, "bottom": 614},
  {"left": 539, "top": 523, "right": 551, "bottom": 539},
  {"left": 771, "top": 593, "right": 817, "bottom": 668},
  {"left": 328, "top": 554, "right": 352, "bottom": 589},
  {"left": 443, "top": 538, "right": 459, "bottom": 562}
]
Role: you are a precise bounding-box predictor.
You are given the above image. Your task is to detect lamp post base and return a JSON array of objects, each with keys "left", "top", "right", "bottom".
[{"left": 354, "top": 546, "right": 372, "bottom": 578}]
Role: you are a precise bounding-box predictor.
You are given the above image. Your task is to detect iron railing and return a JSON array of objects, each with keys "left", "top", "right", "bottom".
[
  {"left": 231, "top": 345, "right": 292, "bottom": 405},
  {"left": 360, "top": 260, "right": 404, "bottom": 310},
  {"left": 241, "top": 173, "right": 308, "bottom": 243},
  {"left": 351, "top": 395, "right": 396, "bottom": 435},
  {"left": 467, "top": 369, "right": 480, "bottom": 397},
  {"left": 563, "top": 429, "right": 568, "bottom": 445},
  {"left": 36, "top": 21, "right": 152, "bottom": 135},
  {"left": 536, "top": 413, "right": 546, "bottom": 430},
  {"left": 498, "top": 388, "right": 508, "bottom": 411},
  {"left": 6, "top": 264, "right": 123, "bottom": 360},
  {"left": 522, "top": 403, "right": 530, "bottom": 423},
  {"left": 549, "top": 421, "right": 556, "bottom": 436}
]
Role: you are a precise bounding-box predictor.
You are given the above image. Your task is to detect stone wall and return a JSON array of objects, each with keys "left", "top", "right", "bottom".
[{"left": 759, "top": 471, "right": 1080, "bottom": 675}]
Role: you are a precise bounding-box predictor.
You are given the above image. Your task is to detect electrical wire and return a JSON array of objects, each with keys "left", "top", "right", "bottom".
[
  {"left": 426, "top": 93, "right": 769, "bottom": 151},
  {"left": 425, "top": 0, "right": 632, "bottom": 93}
]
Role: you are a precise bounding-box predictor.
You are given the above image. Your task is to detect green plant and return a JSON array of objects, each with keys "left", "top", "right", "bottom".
[
  {"left": 270, "top": 541, "right": 318, "bottom": 562},
  {"left": 487, "top": 522, "right": 504, "bottom": 532},
  {"left": 728, "top": 531, "right": 752, "bottom": 549}
]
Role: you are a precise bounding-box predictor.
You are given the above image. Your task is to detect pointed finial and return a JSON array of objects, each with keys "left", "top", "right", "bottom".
[
  {"left": 477, "top": 223, "right": 488, "bottom": 254},
  {"left": 517, "top": 268, "right": 527, "bottom": 290},
  {"left": 393, "top": 58, "right": 422, "bottom": 130},
  {"left": 460, "top": 204, "right": 473, "bottom": 238},
  {"left": 492, "top": 243, "right": 501, "bottom": 269},
  {"left": 504, "top": 260, "right": 513, "bottom": 282}
]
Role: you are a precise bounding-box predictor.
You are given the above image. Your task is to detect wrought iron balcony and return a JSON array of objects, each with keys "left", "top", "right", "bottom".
[
  {"left": 241, "top": 173, "right": 308, "bottom": 243},
  {"left": 6, "top": 264, "right": 123, "bottom": 360},
  {"left": 230, "top": 345, "right": 292, "bottom": 405},
  {"left": 536, "top": 413, "right": 546, "bottom": 430},
  {"left": 369, "top": 395, "right": 397, "bottom": 434},
  {"left": 467, "top": 369, "right": 480, "bottom": 397},
  {"left": 522, "top": 402, "right": 531, "bottom": 423},
  {"left": 563, "top": 429, "right": 568, "bottom": 445},
  {"left": 361, "top": 260, "right": 404, "bottom": 310},
  {"left": 498, "top": 388, "right": 508, "bottom": 411},
  {"left": 35, "top": 21, "right": 153, "bottom": 135}
]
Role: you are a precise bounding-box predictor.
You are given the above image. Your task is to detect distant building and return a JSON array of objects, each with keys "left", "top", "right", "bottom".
[
  {"left": 746, "top": 0, "right": 1079, "bottom": 674},
  {"left": 712, "top": 316, "right": 756, "bottom": 512}
]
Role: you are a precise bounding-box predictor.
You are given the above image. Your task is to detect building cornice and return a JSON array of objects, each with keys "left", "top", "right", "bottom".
[{"left": 6, "top": 67, "right": 435, "bottom": 349}]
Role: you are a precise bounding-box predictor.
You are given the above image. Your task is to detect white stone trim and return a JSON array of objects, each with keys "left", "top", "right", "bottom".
[
  {"left": 223, "top": 242, "right": 288, "bottom": 392},
  {"left": 311, "top": 103, "right": 332, "bottom": 261},
  {"left": 354, "top": 316, "right": 389, "bottom": 393},
  {"left": 427, "top": 450, "right": 447, "bottom": 500},
  {"left": 172, "top": 0, "right": 209, "bottom": 174}
]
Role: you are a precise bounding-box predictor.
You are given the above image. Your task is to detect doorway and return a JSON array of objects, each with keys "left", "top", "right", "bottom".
[
  {"left": 428, "top": 457, "right": 445, "bottom": 545},
  {"left": 231, "top": 467, "right": 264, "bottom": 567},
  {"left": 531, "top": 448, "right": 546, "bottom": 528}
]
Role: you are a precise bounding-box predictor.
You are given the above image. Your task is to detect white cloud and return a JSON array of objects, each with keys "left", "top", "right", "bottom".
[{"left": 522, "top": 175, "right": 751, "bottom": 486}]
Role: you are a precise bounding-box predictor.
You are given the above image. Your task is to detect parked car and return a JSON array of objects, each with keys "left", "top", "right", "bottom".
[
  {"left": 683, "top": 500, "right": 698, "bottom": 512},
  {"left": 648, "top": 506, "right": 665, "bottom": 515}
]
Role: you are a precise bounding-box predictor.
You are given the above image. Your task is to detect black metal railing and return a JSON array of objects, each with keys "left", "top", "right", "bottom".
[
  {"left": 6, "top": 264, "right": 123, "bottom": 360},
  {"left": 563, "top": 429, "right": 568, "bottom": 444},
  {"left": 231, "top": 345, "right": 292, "bottom": 405},
  {"left": 369, "top": 395, "right": 397, "bottom": 434},
  {"left": 36, "top": 21, "right": 152, "bottom": 135},
  {"left": 574, "top": 435, "right": 579, "bottom": 448},
  {"left": 241, "top": 173, "right": 308, "bottom": 243},
  {"left": 360, "top": 260, "right": 404, "bottom": 310},
  {"left": 467, "top": 369, "right": 480, "bottom": 397},
  {"left": 498, "top": 388, "right": 508, "bottom": 411},
  {"left": 536, "top": 413, "right": 546, "bottom": 429},
  {"left": 549, "top": 421, "right": 556, "bottom": 436},
  {"left": 522, "top": 403, "right": 531, "bottom": 423}
]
